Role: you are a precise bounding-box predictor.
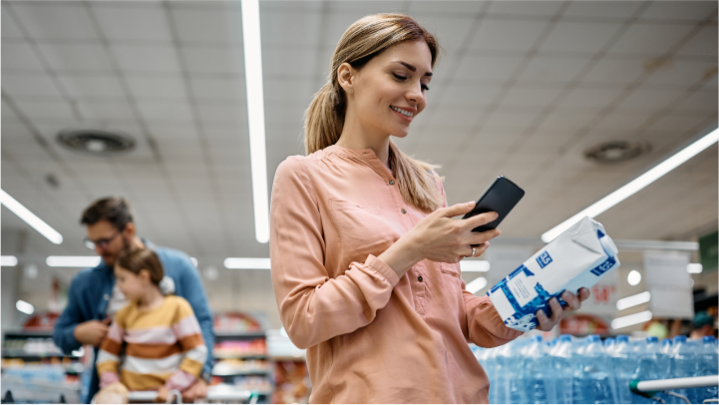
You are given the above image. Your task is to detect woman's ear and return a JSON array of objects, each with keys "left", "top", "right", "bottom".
[
  {"left": 139, "top": 269, "right": 151, "bottom": 284},
  {"left": 337, "top": 62, "right": 355, "bottom": 94}
]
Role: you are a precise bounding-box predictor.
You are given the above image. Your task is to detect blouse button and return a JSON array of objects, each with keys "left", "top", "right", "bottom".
[
  {"left": 389, "top": 180, "right": 395, "bottom": 185},
  {"left": 401, "top": 208, "right": 407, "bottom": 214},
  {"left": 418, "top": 276, "right": 423, "bottom": 282}
]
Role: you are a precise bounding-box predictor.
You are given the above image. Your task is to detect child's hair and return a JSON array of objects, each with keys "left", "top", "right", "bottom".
[{"left": 116, "top": 248, "right": 164, "bottom": 286}]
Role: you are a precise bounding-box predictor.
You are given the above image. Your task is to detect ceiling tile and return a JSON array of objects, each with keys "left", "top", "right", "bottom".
[
  {"left": 675, "top": 25, "right": 718, "bottom": 58},
  {"left": 189, "top": 76, "right": 246, "bottom": 101},
  {"left": 486, "top": 1, "right": 563, "bottom": 17},
  {"left": 78, "top": 101, "right": 135, "bottom": 122},
  {"left": 436, "top": 83, "right": 504, "bottom": 106},
  {"left": 181, "top": 46, "right": 243, "bottom": 75},
  {"left": 408, "top": 1, "right": 486, "bottom": 15},
  {"left": 196, "top": 103, "right": 247, "bottom": 125},
  {"left": 13, "top": 100, "right": 76, "bottom": 122},
  {"left": 516, "top": 56, "right": 589, "bottom": 85},
  {"left": 2, "top": 42, "right": 45, "bottom": 71},
  {"left": 8, "top": 2, "right": 97, "bottom": 41},
  {"left": 125, "top": 75, "right": 188, "bottom": 99},
  {"left": 329, "top": 1, "right": 406, "bottom": 15},
  {"left": 639, "top": 1, "right": 717, "bottom": 22},
  {"left": 643, "top": 59, "right": 718, "bottom": 87},
  {"left": 2, "top": 73, "right": 64, "bottom": 99},
  {"left": 111, "top": 44, "right": 180, "bottom": 73},
  {"left": 498, "top": 86, "right": 564, "bottom": 109},
  {"left": 556, "top": 87, "right": 624, "bottom": 111},
  {"left": 57, "top": 74, "right": 125, "bottom": 100},
  {"left": 676, "top": 89, "right": 718, "bottom": 112},
  {"left": 454, "top": 54, "right": 525, "bottom": 82},
  {"left": 539, "top": 21, "right": 623, "bottom": 54},
  {"left": 170, "top": 5, "right": 241, "bottom": 44},
  {"left": 617, "top": 87, "right": 686, "bottom": 111},
  {"left": 263, "top": 47, "right": 317, "bottom": 78},
  {"left": 481, "top": 110, "right": 542, "bottom": 131},
  {"left": 414, "top": 15, "right": 476, "bottom": 53},
  {"left": 37, "top": 43, "right": 114, "bottom": 72},
  {"left": 469, "top": 19, "right": 549, "bottom": 52},
  {"left": 608, "top": 23, "right": 695, "bottom": 56},
  {"left": 2, "top": 8, "right": 24, "bottom": 39},
  {"left": 91, "top": 2, "right": 172, "bottom": 42},
  {"left": 563, "top": 1, "right": 645, "bottom": 19},
  {"left": 261, "top": 9, "right": 322, "bottom": 47},
  {"left": 581, "top": 58, "right": 646, "bottom": 85},
  {"left": 136, "top": 100, "right": 194, "bottom": 123}
]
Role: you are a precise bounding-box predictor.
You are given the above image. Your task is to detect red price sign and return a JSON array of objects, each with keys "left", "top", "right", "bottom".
[{"left": 592, "top": 284, "right": 616, "bottom": 305}]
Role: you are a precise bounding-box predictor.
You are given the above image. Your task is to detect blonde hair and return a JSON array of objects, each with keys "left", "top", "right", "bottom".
[{"left": 304, "top": 13, "right": 444, "bottom": 212}]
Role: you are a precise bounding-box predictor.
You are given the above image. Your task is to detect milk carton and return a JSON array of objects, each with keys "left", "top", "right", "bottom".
[{"left": 488, "top": 216, "right": 620, "bottom": 332}]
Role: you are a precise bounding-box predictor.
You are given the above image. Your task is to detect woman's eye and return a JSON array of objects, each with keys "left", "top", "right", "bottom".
[
  {"left": 421, "top": 84, "right": 430, "bottom": 91},
  {"left": 393, "top": 73, "right": 407, "bottom": 80}
]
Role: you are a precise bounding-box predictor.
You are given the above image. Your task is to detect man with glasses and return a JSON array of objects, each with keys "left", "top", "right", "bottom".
[{"left": 53, "top": 197, "right": 214, "bottom": 403}]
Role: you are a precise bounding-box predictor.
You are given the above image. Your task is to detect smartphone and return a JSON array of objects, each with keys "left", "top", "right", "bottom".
[{"left": 462, "top": 176, "right": 525, "bottom": 233}]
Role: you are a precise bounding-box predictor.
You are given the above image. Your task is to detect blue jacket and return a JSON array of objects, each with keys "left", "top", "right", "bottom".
[{"left": 53, "top": 240, "right": 214, "bottom": 403}]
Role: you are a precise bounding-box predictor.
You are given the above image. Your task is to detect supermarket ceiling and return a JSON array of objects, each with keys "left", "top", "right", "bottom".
[{"left": 2, "top": 1, "right": 718, "bottom": 267}]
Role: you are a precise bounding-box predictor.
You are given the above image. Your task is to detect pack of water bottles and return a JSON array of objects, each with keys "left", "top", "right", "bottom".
[{"left": 472, "top": 334, "right": 718, "bottom": 404}]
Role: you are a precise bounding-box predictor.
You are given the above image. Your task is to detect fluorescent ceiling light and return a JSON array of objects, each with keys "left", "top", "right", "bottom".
[
  {"left": 466, "top": 276, "right": 488, "bottom": 294},
  {"left": 16, "top": 300, "right": 34, "bottom": 315},
  {"left": 616, "top": 291, "right": 651, "bottom": 311},
  {"left": 542, "top": 128, "right": 719, "bottom": 243},
  {"left": 1, "top": 189, "right": 63, "bottom": 244},
  {"left": 611, "top": 310, "right": 652, "bottom": 330},
  {"left": 687, "top": 263, "right": 703, "bottom": 274},
  {"left": 241, "top": 0, "right": 269, "bottom": 244},
  {"left": 190, "top": 257, "right": 198, "bottom": 267},
  {"left": 1, "top": 256, "right": 18, "bottom": 267},
  {"left": 627, "top": 270, "right": 642, "bottom": 286},
  {"left": 224, "top": 257, "right": 271, "bottom": 269},
  {"left": 460, "top": 260, "right": 490, "bottom": 272},
  {"left": 46, "top": 256, "right": 101, "bottom": 268}
]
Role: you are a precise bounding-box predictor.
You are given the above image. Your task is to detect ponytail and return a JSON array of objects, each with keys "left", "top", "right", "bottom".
[{"left": 303, "top": 13, "right": 445, "bottom": 213}]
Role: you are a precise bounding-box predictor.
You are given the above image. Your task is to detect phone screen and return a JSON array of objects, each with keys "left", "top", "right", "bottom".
[{"left": 462, "top": 176, "right": 525, "bottom": 233}]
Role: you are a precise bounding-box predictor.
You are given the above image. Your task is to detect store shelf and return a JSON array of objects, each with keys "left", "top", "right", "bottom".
[
  {"left": 2, "top": 350, "right": 79, "bottom": 360},
  {"left": 213, "top": 369, "right": 272, "bottom": 377},
  {"left": 214, "top": 353, "right": 269, "bottom": 359},
  {"left": 214, "top": 331, "right": 266, "bottom": 339}
]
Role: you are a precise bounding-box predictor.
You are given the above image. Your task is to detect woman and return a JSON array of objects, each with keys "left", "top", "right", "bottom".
[{"left": 270, "top": 13, "right": 590, "bottom": 403}]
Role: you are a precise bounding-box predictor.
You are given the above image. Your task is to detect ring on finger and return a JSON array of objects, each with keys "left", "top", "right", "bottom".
[{"left": 471, "top": 247, "right": 476, "bottom": 257}]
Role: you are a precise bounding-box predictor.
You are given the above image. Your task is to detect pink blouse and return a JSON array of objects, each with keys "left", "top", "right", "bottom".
[{"left": 270, "top": 145, "right": 522, "bottom": 403}]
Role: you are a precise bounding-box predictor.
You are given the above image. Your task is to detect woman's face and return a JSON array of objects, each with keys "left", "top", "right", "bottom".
[
  {"left": 114, "top": 265, "right": 147, "bottom": 301},
  {"left": 348, "top": 40, "right": 433, "bottom": 139}
]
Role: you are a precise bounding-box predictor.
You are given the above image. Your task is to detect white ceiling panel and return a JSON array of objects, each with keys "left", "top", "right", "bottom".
[
  {"left": 189, "top": 76, "right": 246, "bottom": 101},
  {"left": 111, "top": 44, "right": 180, "bottom": 73},
  {"left": 91, "top": 2, "right": 172, "bottom": 43},
  {"left": 435, "top": 83, "right": 504, "bottom": 106},
  {"left": 77, "top": 101, "right": 135, "bottom": 122},
  {"left": 469, "top": 19, "right": 549, "bottom": 52},
  {"left": 414, "top": 15, "right": 476, "bottom": 53},
  {"left": 539, "top": 21, "right": 623, "bottom": 54},
  {"left": 608, "top": 23, "right": 696, "bottom": 56},
  {"left": 263, "top": 47, "right": 317, "bottom": 78},
  {"left": 1, "top": 6, "right": 24, "bottom": 39},
  {"left": 12, "top": 100, "right": 76, "bottom": 122},
  {"left": 2, "top": 42, "right": 45, "bottom": 71},
  {"left": 329, "top": 1, "right": 406, "bottom": 15},
  {"left": 676, "top": 25, "right": 719, "bottom": 57},
  {"left": 57, "top": 74, "right": 125, "bottom": 100},
  {"left": 454, "top": 54, "right": 525, "bottom": 82},
  {"left": 36, "top": 43, "right": 114, "bottom": 72},
  {"left": 260, "top": 9, "right": 323, "bottom": 48},
  {"left": 639, "top": 1, "right": 717, "bottom": 22},
  {"left": 125, "top": 75, "right": 188, "bottom": 100},
  {"left": 2, "top": 74, "right": 64, "bottom": 99},
  {"left": 564, "top": 1, "right": 645, "bottom": 19},
  {"left": 557, "top": 87, "right": 625, "bottom": 111},
  {"left": 181, "top": 46, "right": 243, "bottom": 75},
  {"left": 499, "top": 86, "right": 564, "bottom": 109},
  {"left": 486, "top": 1, "right": 564, "bottom": 17},
  {"left": 676, "top": 89, "right": 718, "bottom": 112},
  {"left": 408, "top": 1, "right": 486, "bottom": 15},
  {"left": 581, "top": 58, "right": 647, "bottom": 85},
  {"left": 482, "top": 110, "right": 542, "bottom": 131},
  {"left": 617, "top": 87, "right": 686, "bottom": 111},
  {"left": 170, "top": 5, "right": 242, "bottom": 44},
  {"left": 136, "top": 100, "right": 194, "bottom": 123},
  {"left": 516, "top": 55, "right": 589, "bottom": 85},
  {"left": 6, "top": 2, "right": 97, "bottom": 41},
  {"left": 195, "top": 103, "right": 247, "bottom": 125}
]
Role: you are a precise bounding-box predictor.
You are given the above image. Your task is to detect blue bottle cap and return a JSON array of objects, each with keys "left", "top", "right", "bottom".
[
  {"left": 617, "top": 335, "right": 629, "bottom": 343},
  {"left": 646, "top": 336, "right": 659, "bottom": 343},
  {"left": 532, "top": 335, "right": 543, "bottom": 343},
  {"left": 674, "top": 335, "right": 687, "bottom": 342},
  {"left": 703, "top": 336, "right": 717, "bottom": 343},
  {"left": 588, "top": 335, "right": 601, "bottom": 342},
  {"left": 560, "top": 335, "right": 572, "bottom": 342}
]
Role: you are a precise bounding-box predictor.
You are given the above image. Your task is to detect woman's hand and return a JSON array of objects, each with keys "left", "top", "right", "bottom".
[
  {"left": 379, "top": 201, "right": 501, "bottom": 277},
  {"left": 535, "top": 288, "right": 591, "bottom": 331},
  {"left": 154, "top": 385, "right": 170, "bottom": 403}
]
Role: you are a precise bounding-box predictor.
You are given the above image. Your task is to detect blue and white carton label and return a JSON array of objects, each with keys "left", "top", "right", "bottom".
[{"left": 487, "top": 216, "right": 620, "bottom": 332}]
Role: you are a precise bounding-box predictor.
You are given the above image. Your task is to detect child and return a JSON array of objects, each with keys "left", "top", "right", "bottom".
[{"left": 94, "top": 248, "right": 207, "bottom": 403}]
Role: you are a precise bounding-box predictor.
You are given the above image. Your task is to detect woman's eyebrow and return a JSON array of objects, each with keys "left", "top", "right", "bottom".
[{"left": 395, "top": 61, "right": 433, "bottom": 77}]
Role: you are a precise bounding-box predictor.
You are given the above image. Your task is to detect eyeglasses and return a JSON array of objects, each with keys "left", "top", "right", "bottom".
[{"left": 84, "top": 230, "right": 122, "bottom": 250}]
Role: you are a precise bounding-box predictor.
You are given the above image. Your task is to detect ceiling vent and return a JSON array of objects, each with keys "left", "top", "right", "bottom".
[
  {"left": 57, "top": 129, "right": 135, "bottom": 155},
  {"left": 584, "top": 140, "right": 650, "bottom": 164}
]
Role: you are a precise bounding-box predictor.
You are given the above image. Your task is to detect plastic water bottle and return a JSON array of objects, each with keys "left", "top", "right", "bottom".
[
  {"left": 508, "top": 340, "right": 528, "bottom": 404},
  {"left": 671, "top": 335, "right": 700, "bottom": 404},
  {"left": 551, "top": 335, "right": 574, "bottom": 404},
  {"left": 494, "top": 342, "right": 513, "bottom": 404},
  {"left": 612, "top": 335, "right": 635, "bottom": 404},
  {"left": 486, "top": 347, "right": 500, "bottom": 404},
  {"left": 603, "top": 337, "right": 616, "bottom": 356},
  {"left": 521, "top": 336, "right": 551, "bottom": 404},
  {"left": 632, "top": 337, "right": 661, "bottom": 404},
  {"left": 699, "top": 336, "right": 719, "bottom": 403},
  {"left": 581, "top": 335, "right": 615, "bottom": 404},
  {"left": 571, "top": 337, "right": 589, "bottom": 404}
]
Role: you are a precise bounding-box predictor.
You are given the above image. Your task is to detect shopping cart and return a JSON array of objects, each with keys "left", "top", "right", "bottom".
[
  {"left": 630, "top": 375, "right": 719, "bottom": 404},
  {"left": 127, "top": 384, "right": 255, "bottom": 404},
  {"left": 1, "top": 375, "right": 81, "bottom": 404}
]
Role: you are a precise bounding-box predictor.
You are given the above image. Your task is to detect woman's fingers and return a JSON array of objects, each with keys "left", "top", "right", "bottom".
[
  {"left": 536, "top": 308, "right": 552, "bottom": 331},
  {"left": 562, "top": 291, "right": 582, "bottom": 311},
  {"left": 463, "top": 211, "right": 499, "bottom": 230},
  {"left": 578, "top": 287, "right": 591, "bottom": 302},
  {"left": 549, "top": 297, "right": 563, "bottom": 323},
  {"left": 441, "top": 201, "right": 477, "bottom": 218},
  {"left": 468, "top": 229, "right": 501, "bottom": 246}
]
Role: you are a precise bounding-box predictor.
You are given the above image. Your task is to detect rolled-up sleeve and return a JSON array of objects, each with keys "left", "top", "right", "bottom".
[{"left": 270, "top": 157, "right": 400, "bottom": 350}]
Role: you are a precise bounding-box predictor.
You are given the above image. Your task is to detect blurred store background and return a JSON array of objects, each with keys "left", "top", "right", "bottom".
[{"left": 1, "top": 1, "right": 717, "bottom": 403}]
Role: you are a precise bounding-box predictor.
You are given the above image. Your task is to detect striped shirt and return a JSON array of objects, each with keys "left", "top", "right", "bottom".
[{"left": 96, "top": 295, "right": 207, "bottom": 392}]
